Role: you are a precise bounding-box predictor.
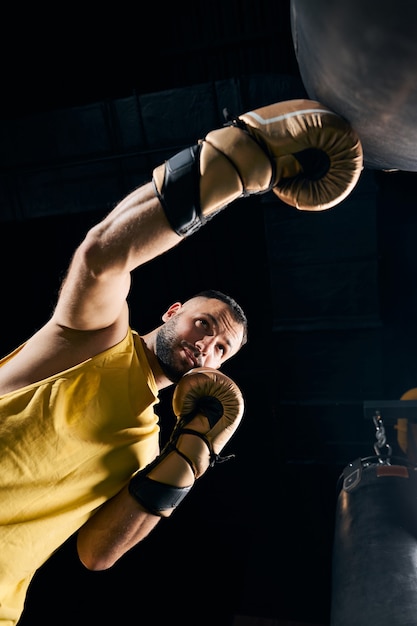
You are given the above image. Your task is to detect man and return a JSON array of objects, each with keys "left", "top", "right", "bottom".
[{"left": 0, "top": 98, "right": 363, "bottom": 624}]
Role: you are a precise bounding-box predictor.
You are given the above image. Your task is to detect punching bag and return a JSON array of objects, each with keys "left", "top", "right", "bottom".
[
  {"left": 290, "top": 0, "right": 417, "bottom": 171},
  {"left": 331, "top": 458, "right": 417, "bottom": 625}
]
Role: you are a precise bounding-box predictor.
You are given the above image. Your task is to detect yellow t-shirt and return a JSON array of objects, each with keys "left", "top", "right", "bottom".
[{"left": 0, "top": 329, "right": 160, "bottom": 625}]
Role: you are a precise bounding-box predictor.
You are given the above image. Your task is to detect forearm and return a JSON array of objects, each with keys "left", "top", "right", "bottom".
[
  {"left": 76, "top": 485, "right": 161, "bottom": 571},
  {"left": 89, "top": 182, "right": 182, "bottom": 272}
]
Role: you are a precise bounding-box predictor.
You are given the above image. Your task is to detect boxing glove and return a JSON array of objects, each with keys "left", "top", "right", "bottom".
[
  {"left": 128, "top": 367, "right": 244, "bottom": 517},
  {"left": 153, "top": 98, "right": 363, "bottom": 237}
]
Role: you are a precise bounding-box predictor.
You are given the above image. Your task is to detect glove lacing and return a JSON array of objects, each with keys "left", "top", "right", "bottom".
[{"left": 168, "top": 427, "right": 235, "bottom": 477}]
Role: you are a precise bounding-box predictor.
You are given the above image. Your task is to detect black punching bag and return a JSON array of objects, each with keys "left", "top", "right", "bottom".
[
  {"left": 290, "top": 0, "right": 417, "bottom": 171},
  {"left": 331, "top": 458, "right": 417, "bottom": 625}
]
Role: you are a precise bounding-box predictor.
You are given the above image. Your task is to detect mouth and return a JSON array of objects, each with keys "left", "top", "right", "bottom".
[{"left": 181, "top": 343, "right": 202, "bottom": 368}]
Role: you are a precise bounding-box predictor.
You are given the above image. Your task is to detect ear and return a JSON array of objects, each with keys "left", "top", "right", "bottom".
[{"left": 161, "top": 302, "right": 182, "bottom": 322}]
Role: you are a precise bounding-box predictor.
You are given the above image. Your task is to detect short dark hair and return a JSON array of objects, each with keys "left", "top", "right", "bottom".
[{"left": 193, "top": 289, "right": 248, "bottom": 347}]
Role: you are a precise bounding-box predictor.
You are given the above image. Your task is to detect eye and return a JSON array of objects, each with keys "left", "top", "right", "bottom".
[
  {"left": 217, "top": 344, "right": 225, "bottom": 355},
  {"left": 196, "top": 318, "right": 209, "bottom": 329}
]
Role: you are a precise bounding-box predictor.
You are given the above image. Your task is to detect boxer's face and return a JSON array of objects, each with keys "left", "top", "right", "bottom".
[{"left": 155, "top": 297, "right": 244, "bottom": 383}]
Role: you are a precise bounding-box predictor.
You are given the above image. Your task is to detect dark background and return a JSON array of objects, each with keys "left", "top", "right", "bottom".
[{"left": 1, "top": 2, "right": 417, "bottom": 625}]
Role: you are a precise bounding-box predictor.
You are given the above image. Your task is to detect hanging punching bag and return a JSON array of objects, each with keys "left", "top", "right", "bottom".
[
  {"left": 331, "top": 458, "right": 417, "bottom": 625},
  {"left": 290, "top": 0, "right": 417, "bottom": 171}
]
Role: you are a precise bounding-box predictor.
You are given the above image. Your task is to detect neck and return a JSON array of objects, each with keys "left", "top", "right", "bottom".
[{"left": 140, "top": 329, "right": 173, "bottom": 391}]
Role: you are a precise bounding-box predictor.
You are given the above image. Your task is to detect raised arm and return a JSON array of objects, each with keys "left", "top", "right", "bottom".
[{"left": 53, "top": 98, "right": 363, "bottom": 333}]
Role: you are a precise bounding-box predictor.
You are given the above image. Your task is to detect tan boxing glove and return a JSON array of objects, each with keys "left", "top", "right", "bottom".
[
  {"left": 152, "top": 99, "right": 363, "bottom": 237},
  {"left": 128, "top": 368, "right": 244, "bottom": 517}
]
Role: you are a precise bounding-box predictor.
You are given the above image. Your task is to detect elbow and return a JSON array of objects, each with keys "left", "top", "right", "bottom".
[
  {"left": 78, "top": 553, "right": 115, "bottom": 572},
  {"left": 76, "top": 533, "right": 118, "bottom": 572}
]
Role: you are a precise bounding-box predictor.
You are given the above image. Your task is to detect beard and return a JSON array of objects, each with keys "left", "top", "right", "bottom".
[{"left": 155, "top": 317, "right": 187, "bottom": 383}]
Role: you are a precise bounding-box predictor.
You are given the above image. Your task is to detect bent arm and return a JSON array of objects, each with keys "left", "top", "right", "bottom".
[
  {"left": 77, "top": 368, "right": 244, "bottom": 571},
  {"left": 53, "top": 182, "right": 182, "bottom": 331}
]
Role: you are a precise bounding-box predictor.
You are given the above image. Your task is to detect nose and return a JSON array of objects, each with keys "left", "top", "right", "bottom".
[
  {"left": 194, "top": 337, "right": 217, "bottom": 364},
  {"left": 195, "top": 337, "right": 212, "bottom": 355}
]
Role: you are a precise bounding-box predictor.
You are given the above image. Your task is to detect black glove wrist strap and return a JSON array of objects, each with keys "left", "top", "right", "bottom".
[
  {"left": 152, "top": 144, "right": 203, "bottom": 237},
  {"left": 128, "top": 472, "right": 192, "bottom": 517},
  {"left": 128, "top": 426, "right": 235, "bottom": 516}
]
